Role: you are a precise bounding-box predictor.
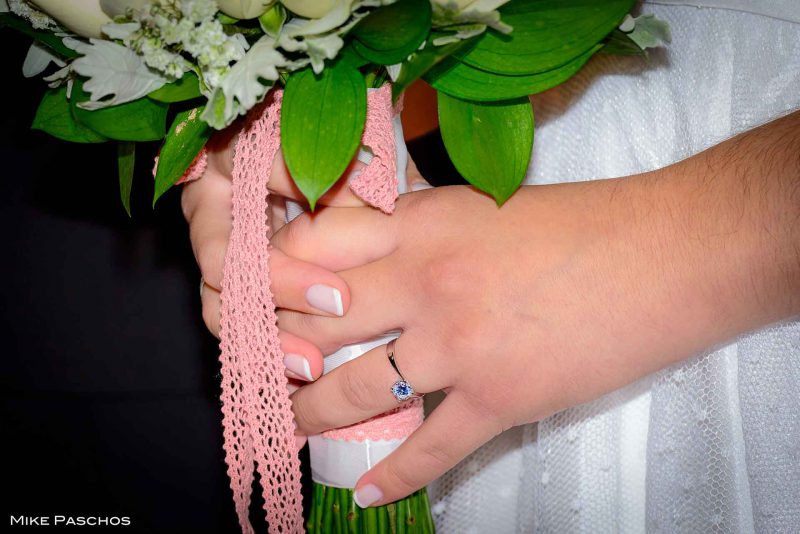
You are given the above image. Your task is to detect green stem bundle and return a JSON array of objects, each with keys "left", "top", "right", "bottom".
[{"left": 307, "top": 483, "right": 435, "bottom": 533}]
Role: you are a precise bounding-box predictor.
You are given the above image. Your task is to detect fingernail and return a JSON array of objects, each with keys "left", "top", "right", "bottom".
[
  {"left": 306, "top": 284, "right": 344, "bottom": 316},
  {"left": 283, "top": 353, "right": 313, "bottom": 381},
  {"left": 353, "top": 484, "right": 383, "bottom": 508},
  {"left": 411, "top": 182, "right": 433, "bottom": 192}
]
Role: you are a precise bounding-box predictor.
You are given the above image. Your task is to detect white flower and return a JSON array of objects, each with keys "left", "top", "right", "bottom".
[
  {"left": 99, "top": 0, "right": 148, "bottom": 18},
  {"left": 202, "top": 35, "right": 288, "bottom": 128},
  {"left": 281, "top": 0, "right": 339, "bottom": 19},
  {"left": 27, "top": 0, "right": 110, "bottom": 38},
  {"left": 8, "top": 0, "right": 61, "bottom": 31},
  {"left": 217, "top": 0, "right": 273, "bottom": 20},
  {"left": 181, "top": 0, "right": 219, "bottom": 22}
]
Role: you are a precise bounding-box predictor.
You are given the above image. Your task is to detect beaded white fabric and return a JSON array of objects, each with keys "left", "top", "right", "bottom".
[{"left": 428, "top": 2, "right": 800, "bottom": 532}]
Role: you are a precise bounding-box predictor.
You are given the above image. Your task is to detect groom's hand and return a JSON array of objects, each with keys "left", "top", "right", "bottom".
[{"left": 276, "top": 112, "right": 800, "bottom": 507}]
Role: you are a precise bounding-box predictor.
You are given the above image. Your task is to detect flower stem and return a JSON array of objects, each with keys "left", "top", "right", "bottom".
[{"left": 307, "top": 483, "right": 435, "bottom": 533}]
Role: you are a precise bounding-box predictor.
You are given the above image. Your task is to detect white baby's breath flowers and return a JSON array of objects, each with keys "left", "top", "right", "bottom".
[
  {"left": 7, "top": 0, "right": 62, "bottom": 31},
  {"left": 107, "top": 0, "right": 248, "bottom": 88}
]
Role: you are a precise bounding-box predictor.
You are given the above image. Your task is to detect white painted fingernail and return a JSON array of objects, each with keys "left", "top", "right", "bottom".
[
  {"left": 306, "top": 284, "right": 344, "bottom": 316},
  {"left": 353, "top": 484, "right": 383, "bottom": 508},
  {"left": 411, "top": 182, "right": 433, "bottom": 192},
  {"left": 283, "top": 353, "right": 313, "bottom": 381}
]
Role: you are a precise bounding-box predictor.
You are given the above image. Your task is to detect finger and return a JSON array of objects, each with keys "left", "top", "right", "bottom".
[
  {"left": 279, "top": 330, "right": 324, "bottom": 382},
  {"left": 200, "top": 283, "right": 221, "bottom": 338},
  {"left": 277, "top": 257, "right": 405, "bottom": 354},
  {"left": 183, "top": 167, "right": 232, "bottom": 291},
  {"left": 353, "top": 391, "right": 501, "bottom": 507},
  {"left": 200, "top": 285, "right": 323, "bottom": 382},
  {"left": 269, "top": 150, "right": 369, "bottom": 207},
  {"left": 270, "top": 248, "right": 351, "bottom": 317},
  {"left": 271, "top": 206, "right": 399, "bottom": 273},
  {"left": 290, "top": 334, "right": 449, "bottom": 435}
]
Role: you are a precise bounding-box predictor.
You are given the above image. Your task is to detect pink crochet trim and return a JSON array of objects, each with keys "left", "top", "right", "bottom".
[
  {"left": 349, "top": 85, "right": 398, "bottom": 213},
  {"left": 322, "top": 398, "right": 423, "bottom": 441},
  {"left": 177, "top": 150, "right": 208, "bottom": 184},
  {"left": 182, "top": 85, "right": 420, "bottom": 533},
  {"left": 217, "top": 90, "right": 305, "bottom": 534}
]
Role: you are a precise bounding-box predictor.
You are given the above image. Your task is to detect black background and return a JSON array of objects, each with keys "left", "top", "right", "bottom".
[
  {"left": 0, "top": 29, "right": 461, "bottom": 533},
  {"left": 0, "top": 30, "right": 262, "bottom": 532}
]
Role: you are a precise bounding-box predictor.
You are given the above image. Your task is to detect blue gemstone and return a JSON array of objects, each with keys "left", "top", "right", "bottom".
[{"left": 391, "top": 380, "right": 414, "bottom": 400}]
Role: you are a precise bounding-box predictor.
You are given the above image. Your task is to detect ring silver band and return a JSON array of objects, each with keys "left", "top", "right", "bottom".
[{"left": 387, "top": 339, "right": 421, "bottom": 402}]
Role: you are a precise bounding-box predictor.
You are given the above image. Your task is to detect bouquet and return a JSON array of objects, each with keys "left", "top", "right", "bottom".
[{"left": 1, "top": 0, "right": 669, "bottom": 532}]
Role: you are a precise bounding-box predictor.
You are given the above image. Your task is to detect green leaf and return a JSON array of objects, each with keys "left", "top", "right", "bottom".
[
  {"left": 350, "top": 0, "right": 431, "bottom": 65},
  {"left": 438, "top": 94, "right": 533, "bottom": 205},
  {"left": 258, "top": 3, "right": 286, "bottom": 38},
  {"left": 454, "top": 0, "right": 634, "bottom": 75},
  {"left": 153, "top": 106, "right": 212, "bottom": 205},
  {"left": 147, "top": 72, "right": 202, "bottom": 102},
  {"left": 391, "top": 34, "right": 477, "bottom": 102},
  {"left": 71, "top": 81, "right": 169, "bottom": 141},
  {"left": 0, "top": 13, "right": 77, "bottom": 58},
  {"left": 427, "top": 44, "right": 601, "bottom": 101},
  {"left": 118, "top": 142, "right": 135, "bottom": 217},
  {"left": 31, "top": 86, "right": 108, "bottom": 143},
  {"left": 281, "top": 63, "right": 366, "bottom": 210}
]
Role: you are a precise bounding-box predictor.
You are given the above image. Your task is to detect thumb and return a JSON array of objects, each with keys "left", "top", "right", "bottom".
[{"left": 352, "top": 392, "right": 499, "bottom": 508}]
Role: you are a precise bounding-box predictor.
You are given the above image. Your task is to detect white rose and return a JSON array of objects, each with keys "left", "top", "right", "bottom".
[
  {"left": 99, "top": 0, "right": 147, "bottom": 18},
  {"left": 28, "top": 0, "right": 146, "bottom": 38},
  {"left": 432, "top": 0, "right": 475, "bottom": 8},
  {"left": 217, "top": 0, "right": 274, "bottom": 19},
  {"left": 280, "top": 0, "right": 339, "bottom": 19},
  {"left": 28, "top": 0, "right": 110, "bottom": 38}
]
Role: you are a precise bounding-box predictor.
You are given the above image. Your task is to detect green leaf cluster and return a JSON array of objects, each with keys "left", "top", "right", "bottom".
[
  {"left": 275, "top": 0, "right": 637, "bottom": 207},
  {"left": 15, "top": 0, "right": 646, "bottom": 213},
  {"left": 30, "top": 77, "right": 208, "bottom": 213},
  {"left": 400, "top": 0, "right": 633, "bottom": 204},
  {"left": 281, "top": 60, "right": 366, "bottom": 210}
]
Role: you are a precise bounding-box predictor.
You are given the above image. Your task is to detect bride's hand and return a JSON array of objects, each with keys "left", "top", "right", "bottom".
[
  {"left": 181, "top": 126, "right": 431, "bottom": 383},
  {"left": 275, "top": 111, "right": 800, "bottom": 507},
  {"left": 180, "top": 127, "right": 420, "bottom": 383}
]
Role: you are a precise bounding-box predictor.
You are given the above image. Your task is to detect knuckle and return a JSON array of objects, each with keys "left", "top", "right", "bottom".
[
  {"left": 292, "top": 391, "right": 331, "bottom": 432},
  {"left": 383, "top": 457, "right": 423, "bottom": 495},
  {"left": 418, "top": 252, "right": 478, "bottom": 303},
  {"left": 196, "top": 237, "right": 227, "bottom": 289},
  {"left": 273, "top": 212, "right": 311, "bottom": 254},
  {"left": 418, "top": 439, "right": 456, "bottom": 473},
  {"left": 339, "top": 366, "right": 377, "bottom": 413}
]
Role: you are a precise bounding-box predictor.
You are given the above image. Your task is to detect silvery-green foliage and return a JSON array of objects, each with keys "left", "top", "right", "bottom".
[
  {"left": 22, "top": 40, "right": 65, "bottom": 77},
  {"left": 620, "top": 13, "right": 672, "bottom": 50},
  {"left": 65, "top": 37, "right": 169, "bottom": 110},
  {"left": 201, "top": 36, "right": 289, "bottom": 129}
]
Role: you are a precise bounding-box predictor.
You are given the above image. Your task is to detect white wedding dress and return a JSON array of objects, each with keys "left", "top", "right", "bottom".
[{"left": 428, "top": 2, "right": 800, "bottom": 532}]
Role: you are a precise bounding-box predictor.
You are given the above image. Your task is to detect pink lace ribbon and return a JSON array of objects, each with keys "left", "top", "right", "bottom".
[{"left": 177, "top": 85, "right": 420, "bottom": 533}]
